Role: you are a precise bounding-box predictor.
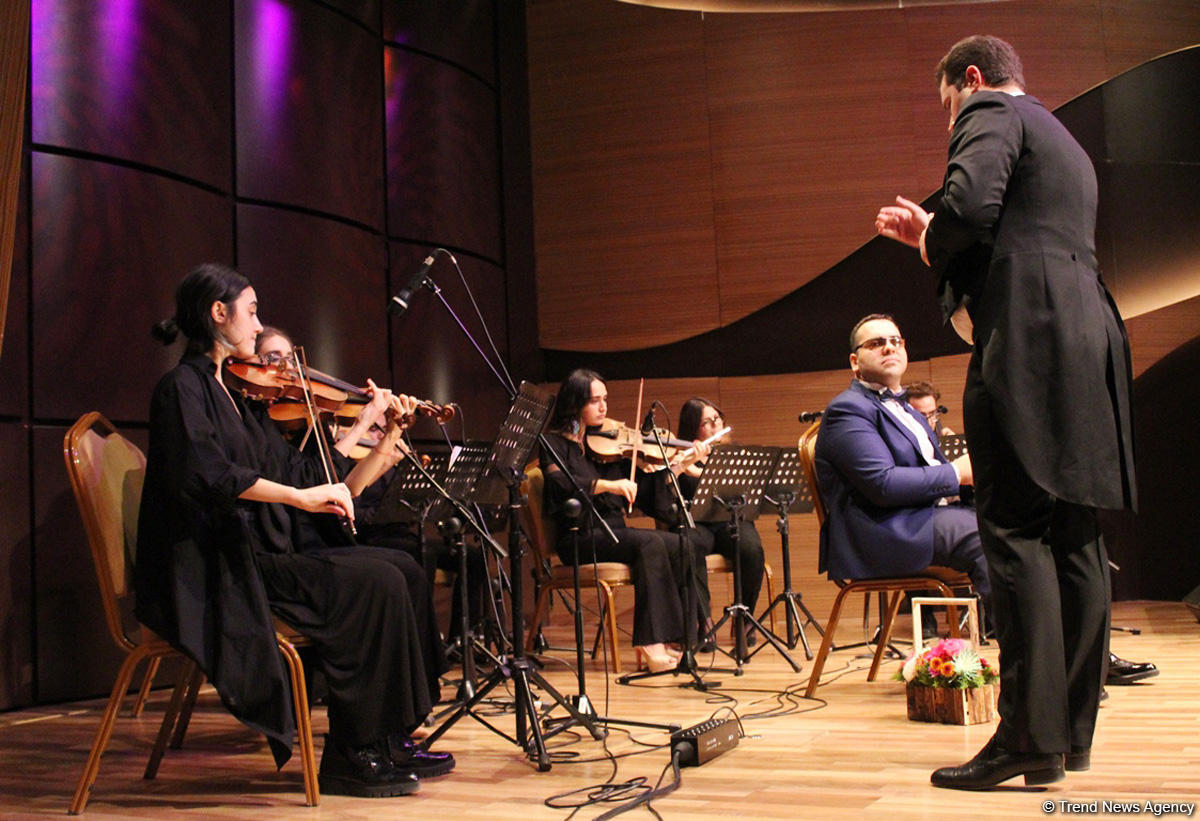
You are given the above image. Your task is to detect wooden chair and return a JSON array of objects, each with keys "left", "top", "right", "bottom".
[
  {"left": 797, "top": 420, "right": 972, "bottom": 698},
  {"left": 520, "top": 466, "right": 635, "bottom": 673},
  {"left": 63, "top": 412, "right": 318, "bottom": 813}
]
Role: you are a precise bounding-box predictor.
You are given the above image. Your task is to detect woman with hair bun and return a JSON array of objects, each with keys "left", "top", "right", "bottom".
[{"left": 136, "top": 263, "right": 449, "bottom": 798}]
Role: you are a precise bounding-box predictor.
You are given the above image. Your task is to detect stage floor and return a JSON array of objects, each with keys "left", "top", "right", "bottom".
[{"left": 1, "top": 600, "right": 1196, "bottom": 819}]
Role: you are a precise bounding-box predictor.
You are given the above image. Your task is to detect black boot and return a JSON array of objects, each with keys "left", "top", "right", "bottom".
[
  {"left": 387, "top": 732, "right": 456, "bottom": 777},
  {"left": 319, "top": 735, "right": 421, "bottom": 797},
  {"left": 931, "top": 736, "right": 1064, "bottom": 790}
]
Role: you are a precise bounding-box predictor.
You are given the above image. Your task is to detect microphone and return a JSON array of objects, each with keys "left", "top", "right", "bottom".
[
  {"left": 640, "top": 408, "right": 656, "bottom": 435},
  {"left": 798, "top": 410, "right": 824, "bottom": 423},
  {"left": 388, "top": 254, "right": 436, "bottom": 317}
]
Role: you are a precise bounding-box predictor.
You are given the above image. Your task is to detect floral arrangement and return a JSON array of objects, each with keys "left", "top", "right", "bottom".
[{"left": 894, "top": 638, "right": 999, "bottom": 690}]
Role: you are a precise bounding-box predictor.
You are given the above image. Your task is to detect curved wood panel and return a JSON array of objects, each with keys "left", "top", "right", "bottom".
[
  {"left": 0, "top": 423, "right": 32, "bottom": 709},
  {"left": 235, "top": 204, "right": 390, "bottom": 386},
  {"left": 0, "top": 150, "right": 29, "bottom": 419},
  {"left": 530, "top": 0, "right": 1200, "bottom": 352},
  {"left": 386, "top": 48, "right": 502, "bottom": 260},
  {"left": 31, "top": 0, "right": 232, "bottom": 190},
  {"left": 31, "top": 155, "right": 233, "bottom": 422},
  {"left": 383, "top": 0, "right": 496, "bottom": 83},
  {"left": 544, "top": 45, "right": 1200, "bottom": 380},
  {"left": 235, "top": 0, "right": 383, "bottom": 229},
  {"left": 388, "top": 244, "right": 511, "bottom": 440}
]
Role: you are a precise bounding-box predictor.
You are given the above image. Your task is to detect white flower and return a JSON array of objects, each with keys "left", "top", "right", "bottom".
[{"left": 902, "top": 653, "right": 919, "bottom": 682}]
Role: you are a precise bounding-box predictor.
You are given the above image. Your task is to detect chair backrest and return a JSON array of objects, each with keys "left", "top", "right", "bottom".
[
  {"left": 64, "top": 412, "right": 147, "bottom": 651},
  {"left": 797, "top": 421, "right": 826, "bottom": 528},
  {"left": 521, "top": 466, "right": 560, "bottom": 575}
]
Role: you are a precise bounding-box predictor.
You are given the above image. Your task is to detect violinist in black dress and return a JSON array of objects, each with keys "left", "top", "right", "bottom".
[
  {"left": 135, "top": 264, "right": 450, "bottom": 798},
  {"left": 539, "top": 369, "right": 709, "bottom": 673},
  {"left": 652, "top": 398, "right": 766, "bottom": 645}
]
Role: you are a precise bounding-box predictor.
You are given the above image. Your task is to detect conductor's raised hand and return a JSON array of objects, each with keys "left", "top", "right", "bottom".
[{"left": 875, "top": 196, "right": 931, "bottom": 248}]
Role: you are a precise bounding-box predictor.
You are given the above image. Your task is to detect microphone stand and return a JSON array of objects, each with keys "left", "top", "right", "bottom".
[
  {"left": 541, "top": 500, "right": 678, "bottom": 734},
  {"left": 406, "top": 268, "right": 653, "bottom": 768}
]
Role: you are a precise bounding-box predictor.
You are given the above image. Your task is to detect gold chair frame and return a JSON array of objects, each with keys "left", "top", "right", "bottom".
[{"left": 63, "top": 411, "right": 318, "bottom": 813}]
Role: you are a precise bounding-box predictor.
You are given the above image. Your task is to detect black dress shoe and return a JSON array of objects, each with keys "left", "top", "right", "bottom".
[
  {"left": 319, "top": 735, "right": 421, "bottom": 797},
  {"left": 1106, "top": 652, "right": 1159, "bottom": 685},
  {"left": 1065, "top": 747, "right": 1090, "bottom": 771},
  {"left": 931, "top": 737, "right": 1065, "bottom": 790},
  {"left": 388, "top": 732, "right": 456, "bottom": 777}
]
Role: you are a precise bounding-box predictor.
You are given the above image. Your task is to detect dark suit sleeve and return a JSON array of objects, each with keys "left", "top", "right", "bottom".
[
  {"left": 819, "top": 400, "right": 960, "bottom": 507},
  {"left": 925, "top": 92, "right": 1021, "bottom": 275}
]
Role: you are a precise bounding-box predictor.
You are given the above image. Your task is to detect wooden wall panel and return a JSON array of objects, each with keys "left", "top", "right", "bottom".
[
  {"left": 1100, "top": 0, "right": 1200, "bottom": 77},
  {"left": 704, "top": 10, "right": 918, "bottom": 324},
  {"left": 322, "top": 0, "right": 380, "bottom": 31},
  {"left": 234, "top": 0, "right": 383, "bottom": 229},
  {"left": 31, "top": 155, "right": 233, "bottom": 423},
  {"left": 386, "top": 48, "right": 502, "bottom": 260},
  {"left": 528, "top": 0, "right": 719, "bottom": 351},
  {"left": 388, "top": 243, "right": 512, "bottom": 440},
  {"left": 0, "top": 423, "right": 32, "bottom": 710},
  {"left": 30, "top": 0, "right": 232, "bottom": 190},
  {"left": 0, "top": 149, "right": 29, "bottom": 419},
  {"left": 235, "top": 204, "right": 389, "bottom": 384},
  {"left": 530, "top": 0, "right": 1200, "bottom": 354},
  {"left": 384, "top": 0, "right": 496, "bottom": 83}
]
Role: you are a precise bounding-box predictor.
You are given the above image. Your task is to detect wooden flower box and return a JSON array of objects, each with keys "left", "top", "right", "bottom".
[{"left": 906, "top": 683, "right": 996, "bottom": 725}]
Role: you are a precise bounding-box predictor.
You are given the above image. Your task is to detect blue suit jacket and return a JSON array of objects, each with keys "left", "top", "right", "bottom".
[{"left": 813, "top": 380, "right": 961, "bottom": 580}]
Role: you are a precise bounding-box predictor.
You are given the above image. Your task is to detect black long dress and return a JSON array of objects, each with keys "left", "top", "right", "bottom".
[
  {"left": 538, "top": 431, "right": 706, "bottom": 646},
  {"left": 135, "top": 353, "right": 434, "bottom": 764},
  {"left": 651, "top": 469, "right": 766, "bottom": 616}
]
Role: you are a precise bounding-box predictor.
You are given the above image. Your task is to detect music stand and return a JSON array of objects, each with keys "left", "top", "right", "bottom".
[
  {"left": 423, "top": 382, "right": 605, "bottom": 771},
  {"left": 373, "top": 450, "right": 452, "bottom": 582},
  {"left": 694, "top": 445, "right": 802, "bottom": 673},
  {"left": 757, "top": 449, "right": 824, "bottom": 659}
]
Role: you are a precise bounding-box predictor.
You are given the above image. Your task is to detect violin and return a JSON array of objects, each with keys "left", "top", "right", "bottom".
[
  {"left": 222, "top": 359, "right": 456, "bottom": 427},
  {"left": 584, "top": 418, "right": 695, "bottom": 469}
]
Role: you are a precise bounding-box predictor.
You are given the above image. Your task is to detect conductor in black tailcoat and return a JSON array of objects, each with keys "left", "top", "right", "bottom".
[{"left": 875, "top": 35, "right": 1136, "bottom": 790}]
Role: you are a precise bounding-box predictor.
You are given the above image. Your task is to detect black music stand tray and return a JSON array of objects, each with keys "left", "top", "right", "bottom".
[
  {"left": 694, "top": 445, "right": 802, "bottom": 674},
  {"left": 373, "top": 450, "right": 452, "bottom": 583},
  {"left": 757, "top": 449, "right": 824, "bottom": 659},
  {"left": 423, "top": 382, "right": 605, "bottom": 771}
]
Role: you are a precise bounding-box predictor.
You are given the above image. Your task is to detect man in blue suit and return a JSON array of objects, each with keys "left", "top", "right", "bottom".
[{"left": 814, "top": 313, "right": 990, "bottom": 609}]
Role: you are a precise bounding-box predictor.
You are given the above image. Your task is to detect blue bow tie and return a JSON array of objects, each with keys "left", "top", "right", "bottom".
[{"left": 878, "top": 388, "right": 908, "bottom": 402}]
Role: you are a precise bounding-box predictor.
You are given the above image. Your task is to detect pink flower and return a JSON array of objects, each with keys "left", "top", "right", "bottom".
[{"left": 931, "top": 638, "right": 969, "bottom": 658}]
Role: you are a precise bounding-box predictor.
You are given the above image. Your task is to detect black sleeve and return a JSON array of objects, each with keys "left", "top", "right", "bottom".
[
  {"left": 925, "top": 93, "right": 1021, "bottom": 276},
  {"left": 155, "top": 369, "right": 261, "bottom": 513}
]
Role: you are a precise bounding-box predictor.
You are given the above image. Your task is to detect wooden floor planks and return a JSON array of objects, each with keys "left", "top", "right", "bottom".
[{"left": 1, "top": 600, "right": 1196, "bottom": 820}]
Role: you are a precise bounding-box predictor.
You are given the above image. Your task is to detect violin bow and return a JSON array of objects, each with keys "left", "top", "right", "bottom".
[
  {"left": 291, "top": 346, "right": 356, "bottom": 535},
  {"left": 627, "top": 378, "right": 644, "bottom": 513}
]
